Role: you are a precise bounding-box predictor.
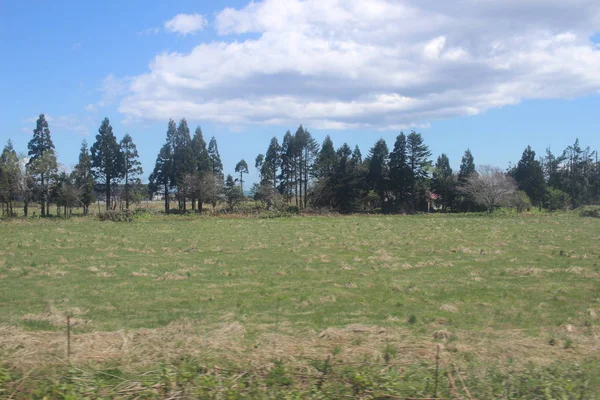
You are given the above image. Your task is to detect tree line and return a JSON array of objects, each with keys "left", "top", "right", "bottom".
[{"left": 1, "top": 114, "right": 599, "bottom": 216}]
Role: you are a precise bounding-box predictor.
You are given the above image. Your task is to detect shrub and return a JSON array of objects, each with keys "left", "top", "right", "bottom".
[
  {"left": 579, "top": 205, "right": 600, "bottom": 218},
  {"left": 97, "top": 210, "right": 134, "bottom": 222},
  {"left": 545, "top": 188, "right": 571, "bottom": 211},
  {"left": 508, "top": 190, "right": 531, "bottom": 213}
]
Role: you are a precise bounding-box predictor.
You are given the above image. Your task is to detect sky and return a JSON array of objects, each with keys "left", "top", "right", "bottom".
[{"left": 1, "top": 0, "right": 599, "bottom": 185}]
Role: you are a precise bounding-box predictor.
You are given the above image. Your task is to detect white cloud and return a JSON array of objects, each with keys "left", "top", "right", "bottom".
[
  {"left": 86, "top": 74, "right": 129, "bottom": 112},
  {"left": 115, "top": 0, "right": 600, "bottom": 129},
  {"left": 23, "top": 115, "right": 91, "bottom": 137},
  {"left": 164, "top": 13, "right": 206, "bottom": 36}
]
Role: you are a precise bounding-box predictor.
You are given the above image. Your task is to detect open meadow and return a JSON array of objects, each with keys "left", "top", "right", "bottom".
[{"left": 1, "top": 212, "right": 599, "bottom": 398}]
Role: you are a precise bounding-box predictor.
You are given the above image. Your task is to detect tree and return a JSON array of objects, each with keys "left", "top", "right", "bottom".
[
  {"left": 457, "top": 149, "right": 476, "bottom": 211},
  {"left": 251, "top": 182, "right": 282, "bottom": 210},
  {"left": 208, "top": 136, "right": 224, "bottom": 180},
  {"left": 208, "top": 136, "right": 224, "bottom": 208},
  {"left": 189, "top": 126, "right": 211, "bottom": 211},
  {"left": 27, "top": 114, "right": 57, "bottom": 216},
  {"left": 235, "top": 159, "right": 249, "bottom": 194},
  {"left": 72, "top": 140, "right": 95, "bottom": 215},
  {"left": 255, "top": 154, "right": 265, "bottom": 182},
  {"left": 91, "top": 118, "right": 123, "bottom": 210},
  {"left": 511, "top": 145, "right": 545, "bottom": 208},
  {"left": 389, "top": 133, "right": 411, "bottom": 211},
  {"left": 263, "top": 137, "right": 281, "bottom": 190},
  {"left": 0, "top": 140, "right": 20, "bottom": 216},
  {"left": 172, "top": 119, "right": 193, "bottom": 210},
  {"left": 406, "top": 131, "right": 432, "bottom": 210},
  {"left": 149, "top": 121, "right": 176, "bottom": 213},
  {"left": 460, "top": 165, "right": 517, "bottom": 212},
  {"left": 366, "top": 139, "right": 389, "bottom": 210},
  {"left": 224, "top": 174, "right": 243, "bottom": 211},
  {"left": 279, "top": 131, "right": 295, "bottom": 202},
  {"left": 314, "top": 136, "right": 337, "bottom": 179},
  {"left": 119, "top": 134, "right": 143, "bottom": 210},
  {"left": 431, "top": 154, "right": 456, "bottom": 211}
]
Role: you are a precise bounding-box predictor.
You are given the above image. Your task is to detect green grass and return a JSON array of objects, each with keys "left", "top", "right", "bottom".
[
  {"left": 1, "top": 213, "right": 598, "bottom": 331},
  {"left": 1, "top": 212, "right": 599, "bottom": 397}
]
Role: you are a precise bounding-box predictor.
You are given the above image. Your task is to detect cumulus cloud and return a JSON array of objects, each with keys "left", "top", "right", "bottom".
[
  {"left": 24, "top": 115, "right": 91, "bottom": 137},
  {"left": 164, "top": 13, "right": 206, "bottom": 36},
  {"left": 117, "top": 0, "right": 600, "bottom": 129}
]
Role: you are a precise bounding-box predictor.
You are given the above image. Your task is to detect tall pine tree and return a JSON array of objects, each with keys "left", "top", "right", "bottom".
[
  {"left": 72, "top": 140, "right": 95, "bottom": 215},
  {"left": 27, "top": 114, "right": 57, "bottom": 216},
  {"left": 91, "top": 118, "right": 122, "bottom": 210},
  {"left": 120, "top": 134, "right": 143, "bottom": 210}
]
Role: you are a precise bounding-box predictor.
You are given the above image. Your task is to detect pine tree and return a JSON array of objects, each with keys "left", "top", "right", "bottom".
[
  {"left": 173, "top": 119, "right": 193, "bottom": 210},
  {"left": 406, "top": 131, "right": 432, "bottom": 210},
  {"left": 27, "top": 114, "right": 57, "bottom": 216},
  {"left": 72, "top": 140, "right": 95, "bottom": 215},
  {"left": 190, "top": 126, "right": 211, "bottom": 210},
  {"left": 0, "top": 140, "right": 20, "bottom": 216},
  {"left": 263, "top": 137, "right": 281, "bottom": 190},
  {"left": 457, "top": 149, "right": 476, "bottom": 211},
  {"left": 120, "top": 134, "right": 143, "bottom": 210},
  {"left": 389, "top": 133, "right": 411, "bottom": 210},
  {"left": 207, "top": 136, "right": 224, "bottom": 208},
  {"left": 315, "top": 136, "right": 337, "bottom": 179},
  {"left": 279, "top": 131, "right": 296, "bottom": 202},
  {"left": 235, "top": 159, "right": 249, "bottom": 194},
  {"left": 458, "top": 149, "right": 475, "bottom": 183},
  {"left": 351, "top": 145, "right": 362, "bottom": 165},
  {"left": 366, "top": 139, "right": 389, "bottom": 210},
  {"left": 511, "top": 145, "right": 545, "bottom": 207},
  {"left": 91, "top": 118, "right": 123, "bottom": 210},
  {"left": 432, "top": 153, "right": 456, "bottom": 211}
]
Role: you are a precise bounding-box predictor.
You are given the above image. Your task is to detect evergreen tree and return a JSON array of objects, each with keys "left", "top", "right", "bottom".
[
  {"left": 149, "top": 120, "right": 176, "bottom": 212},
  {"left": 190, "top": 126, "right": 211, "bottom": 210},
  {"left": 431, "top": 153, "right": 456, "bottom": 211},
  {"left": 235, "top": 159, "right": 249, "bottom": 194},
  {"left": 457, "top": 149, "right": 476, "bottom": 211},
  {"left": 173, "top": 119, "right": 193, "bottom": 210},
  {"left": 366, "top": 139, "right": 389, "bottom": 210},
  {"left": 406, "top": 131, "right": 432, "bottom": 210},
  {"left": 279, "top": 131, "right": 295, "bottom": 201},
  {"left": 314, "top": 136, "right": 337, "bottom": 179},
  {"left": 263, "top": 137, "right": 281, "bottom": 190},
  {"left": 208, "top": 137, "right": 224, "bottom": 180},
  {"left": 91, "top": 118, "right": 122, "bottom": 210},
  {"left": 72, "top": 140, "right": 95, "bottom": 215},
  {"left": 27, "top": 114, "right": 57, "bottom": 216},
  {"left": 511, "top": 145, "right": 545, "bottom": 207},
  {"left": 120, "top": 134, "right": 143, "bottom": 210},
  {"left": 191, "top": 127, "right": 211, "bottom": 174},
  {"left": 0, "top": 140, "right": 20, "bottom": 216},
  {"left": 224, "top": 174, "right": 243, "bottom": 210},
  {"left": 458, "top": 149, "right": 476, "bottom": 183},
  {"left": 207, "top": 137, "right": 224, "bottom": 208},
  {"left": 255, "top": 154, "right": 265, "bottom": 182},
  {"left": 351, "top": 145, "right": 362, "bottom": 165},
  {"left": 389, "top": 133, "right": 411, "bottom": 210}
]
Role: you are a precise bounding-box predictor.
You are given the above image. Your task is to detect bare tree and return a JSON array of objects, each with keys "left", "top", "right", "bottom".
[{"left": 460, "top": 165, "right": 517, "bottom": 212}]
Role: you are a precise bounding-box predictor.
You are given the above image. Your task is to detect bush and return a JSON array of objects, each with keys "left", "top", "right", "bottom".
[
  {"left": 545, "top": 188, "right": 571, "bottom": 211},
  {"left": 579, "top": 205, "right": 600, "bottom": 218},
  {"left": 97, "top": 210, "right": 134, "bottom": 222},
  {"left": 508, "top": 190, "right": 532, "bottom": 213}
]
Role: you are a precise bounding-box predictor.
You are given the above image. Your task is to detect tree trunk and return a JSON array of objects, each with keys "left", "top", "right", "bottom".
[
  {"left": 105, "top": 175, "right": 111, "bottom": 211},
  {"left": 164, "top": 183, "right": 169, "bottom": 213},
  {"left": 46, "top": 200, "right": 50, "bottom": 216},
  {"left": 23, "top": 200, "right": 28, "bottom": 217}
]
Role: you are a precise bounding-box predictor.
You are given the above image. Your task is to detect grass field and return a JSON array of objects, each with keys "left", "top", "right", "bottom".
[{"left": 1, "top": 212, "right": 599, "bottom": 398}]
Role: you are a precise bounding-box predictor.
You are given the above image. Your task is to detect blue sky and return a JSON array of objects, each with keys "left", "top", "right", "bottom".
[{"left": 1, "top": 0, "right": 599, "bottom": 185}]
